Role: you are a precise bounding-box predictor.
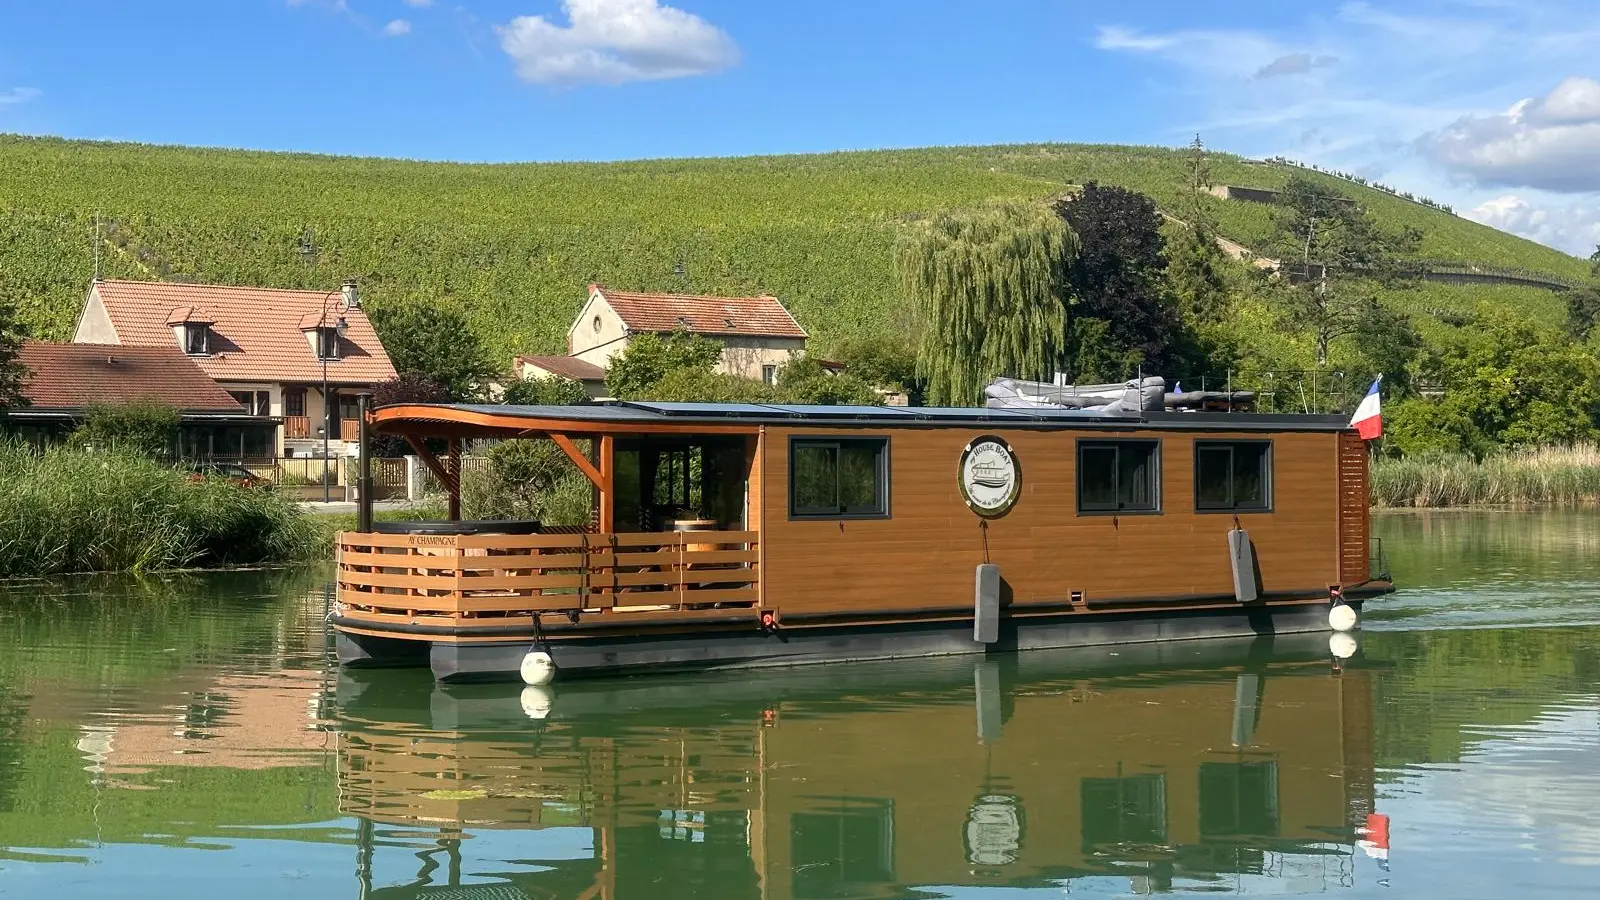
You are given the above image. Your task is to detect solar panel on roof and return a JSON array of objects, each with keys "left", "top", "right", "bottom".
[
  {"left": 760, "top": 404, "right": 918, "bottom": 418},
  {"left": 623, "top": 401, "right": 784, "bottom": 417}
]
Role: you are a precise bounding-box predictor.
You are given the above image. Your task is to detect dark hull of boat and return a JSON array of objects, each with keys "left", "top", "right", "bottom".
[{"left": 335, "top": 590, "right": 1381, "bottom": 683}]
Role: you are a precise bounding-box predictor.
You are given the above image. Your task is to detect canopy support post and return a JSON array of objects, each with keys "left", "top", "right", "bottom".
[
  {"left": 356, "top": 393, "right": 373, "bottom": 533},
  {"left": 598, "top": 435, "right": 614, "bottom": 533}
]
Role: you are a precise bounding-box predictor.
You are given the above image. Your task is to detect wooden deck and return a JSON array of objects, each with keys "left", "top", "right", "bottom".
[{"left": 336, "top": 530, "right": 761, "bottom": 638}]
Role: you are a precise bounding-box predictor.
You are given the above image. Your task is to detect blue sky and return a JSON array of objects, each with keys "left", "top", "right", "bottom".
[{"left": 1, "top": 0, "right": 1599, "bottom": 254}]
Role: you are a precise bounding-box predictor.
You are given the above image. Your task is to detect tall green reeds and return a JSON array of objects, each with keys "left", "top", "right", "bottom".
[
  {"left": 1371, "top": 445, "right": 1600, "bottom": 507},
  {"left": 0, "top": 443, "right": 321, "bottom": 576}
]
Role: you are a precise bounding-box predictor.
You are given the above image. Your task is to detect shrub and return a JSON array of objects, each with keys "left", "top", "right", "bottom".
[
  {"left": 0, "top": 442, "right": 321, "bottom": 575},
  {"left": 1370, "top": 444, "right": 1600, "bottom": 507},
  {"left": 68, "top": 400, "right": 180, "bottom": 457},
  {"left": 461, "top": 439, "right": 592, "bottom": 526}
]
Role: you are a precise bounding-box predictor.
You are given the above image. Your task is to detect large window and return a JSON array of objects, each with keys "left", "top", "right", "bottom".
[
  {"left": 790, "top": 438, "right": 889, "bottom": 519},
  {"left": 1077, "top": 441, "right": 1160, "bottom": 514},
  {"left": 1195, "top": 441, "right": 1272, "bottom": 512}
]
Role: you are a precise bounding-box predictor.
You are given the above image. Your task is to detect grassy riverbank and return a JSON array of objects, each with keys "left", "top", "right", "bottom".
[
  {"left": 1371, "top": 445, "right": 1600, "bottom": 507},
  {"left": 0, "top": 444, "right": 322, "bottom": 576}
]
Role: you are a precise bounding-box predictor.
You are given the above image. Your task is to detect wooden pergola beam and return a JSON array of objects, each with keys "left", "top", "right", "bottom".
[
  {"left": 550, "top": 432, "right": 610, "bottom": 493},
  {"left": 404, "top": 435, "right": 457, "bottom": 494}
]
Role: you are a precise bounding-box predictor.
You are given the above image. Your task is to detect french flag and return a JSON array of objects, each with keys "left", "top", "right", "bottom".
[{"left": 1350, "top": 377, "right": 1382, "bottom": 440}]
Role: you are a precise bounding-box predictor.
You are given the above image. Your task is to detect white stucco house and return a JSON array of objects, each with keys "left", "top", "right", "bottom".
[{"left": 567, "top": 284, "right": 808, "bottom": 385}]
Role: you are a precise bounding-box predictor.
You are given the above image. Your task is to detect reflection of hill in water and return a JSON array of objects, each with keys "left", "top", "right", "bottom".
[{"left": 335, "top": 634, "right": 1374, "bottom": 899}]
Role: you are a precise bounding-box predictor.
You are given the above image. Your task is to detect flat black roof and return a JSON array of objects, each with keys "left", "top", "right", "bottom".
[{"left": 417, "top": 401, "right": 1352, "bottom": 433}]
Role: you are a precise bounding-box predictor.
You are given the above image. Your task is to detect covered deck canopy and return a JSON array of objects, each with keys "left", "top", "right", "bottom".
[{"left": 368, "top": 401, "right": 1349, "bottom": 523}]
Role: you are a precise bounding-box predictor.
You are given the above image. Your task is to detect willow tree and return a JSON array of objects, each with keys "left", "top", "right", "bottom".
[{"left": 896, "top": 202, "right": 1076, "bottom": 406}]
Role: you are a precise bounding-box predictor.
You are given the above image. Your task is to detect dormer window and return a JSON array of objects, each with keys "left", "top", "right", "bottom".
[
  {"left": 317, "top": 326, "right": 341, "bottom": 360},
  {"left": 166, "top": 307, "right": 215, "bottom": 357},
  {"left": 302, "top": 312, "right": 350, "bottom": 360},
  {"left": 184, "top": 323, "right": 210, "bottom": 355}
]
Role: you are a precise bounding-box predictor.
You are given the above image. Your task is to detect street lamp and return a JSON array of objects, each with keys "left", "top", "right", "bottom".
[{"left": 319, "top": 279, "right": 357, "bottom": 503}]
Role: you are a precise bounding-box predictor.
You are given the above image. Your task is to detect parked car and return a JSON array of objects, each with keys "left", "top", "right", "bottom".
[{"left": 184, "top": 462, "right": 270, "bottom": 489}]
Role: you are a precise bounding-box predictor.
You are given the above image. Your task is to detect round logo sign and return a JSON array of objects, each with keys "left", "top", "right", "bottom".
[{"left": 960, "top": 436, "right": 1020, "bottom": 517}]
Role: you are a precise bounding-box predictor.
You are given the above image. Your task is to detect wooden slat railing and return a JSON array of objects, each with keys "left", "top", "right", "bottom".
[
  {"left": 283, "top": 416, "right": 311, "bottom": 438},
  {"left": 335, "top": 529, "right": 760, "bottom": 631},
  {"left": 340, "top": 419, "right": 360, "bottom": 442}
]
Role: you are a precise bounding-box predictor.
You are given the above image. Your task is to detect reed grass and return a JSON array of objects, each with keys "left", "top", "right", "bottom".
[
  {"left": 0, "top": 443, "right": 322, "bottom": 576},
  {"left": 1371, "top": 445, "right": 1600, "bottom": 508}
]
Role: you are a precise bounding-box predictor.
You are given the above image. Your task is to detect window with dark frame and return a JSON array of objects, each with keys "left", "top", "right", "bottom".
[
  {"left": 790, "top": 438, "right": 889, "bottom": 518},
  {"left": 1077, "top": 440, "right": 1160, "bottom": 513},
  {"left": 184, "top": 324, "right": 209, "bottom": 355},
  {"left": 1195, "top": 441, "right": 1272, "bottom": 512},
  {"left": 284, "top": 388, "right": 306, "bottom": 418}
]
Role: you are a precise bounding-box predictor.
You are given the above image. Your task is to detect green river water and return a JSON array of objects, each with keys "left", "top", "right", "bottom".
[{"left": 2, "top": 510, "right": 1599, "bottom": 899}]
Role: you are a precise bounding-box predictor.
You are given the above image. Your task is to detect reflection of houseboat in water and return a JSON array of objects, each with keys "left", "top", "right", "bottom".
[
  {"left": 335, "top": 634, "right": 1377, "bottom": 898},
  {"left": 334, "top": 401, "right": 1391, "bottom": 682}
]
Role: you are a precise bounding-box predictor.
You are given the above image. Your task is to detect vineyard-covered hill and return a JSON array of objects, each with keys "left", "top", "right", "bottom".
[{"left": 0, "top": 135, "right": 1585, "bottom": 363}]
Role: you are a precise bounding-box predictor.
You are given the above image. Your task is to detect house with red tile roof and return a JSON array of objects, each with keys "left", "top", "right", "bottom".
[
  {"left": 8, "top": 342, "right": 274, "bottom": 456},
  {"left": 72, "top": 278, "right": 396, "bottom": 458},
  {"left": 513, "top": 354, "right": 610, "bottom": 399},
  {"left": 567, "top": 284, "right": 807, "bottom": 385}
]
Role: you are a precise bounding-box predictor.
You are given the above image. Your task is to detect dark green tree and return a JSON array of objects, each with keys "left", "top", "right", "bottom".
[
  {"left": 1054, "top": 183, "right": 1184, "bottom": 374},
  {"left": 897, "top": 201, "right": 1075, "bottom": 405},
  {"left": 1390, "top": 307, "right": 1600, "bottom": 455},
  {"left": 1590, "top": 244, "right": 1600, "bottom": 278},
  {"left": 368, "top": 299, "right": 498, "bottom": 401},
  {"left": 1268, "top": 175, "right": 1421, "bottom": 365},
  {"left": 604, "top": 332, "right": 724, "bottom": 400},
  {"left": 827, "top": 335, "right": 919, "bottom": 397},
  {"left": 776, "top": 356, "right": 881, "bottom": 405},
  {"left": 1566, "top": 285, "right": 1600, "bottom": 339},
  {"left": 0, "top": 293, "right": 27, "bottom": 413},
  {"left": 370, "top": 374, "right": 451, "bottom": 456},
  {"left": 1350, "top": 304, "right": 1422, "bottom": 398}
]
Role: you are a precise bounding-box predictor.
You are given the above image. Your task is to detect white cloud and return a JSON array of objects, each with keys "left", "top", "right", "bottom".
[
  {"left": 1422, "top": 77, "right": 1600, "bottom": 192},
  {"left": 0, "top": 87, "right": 40, "bottom": 106},
  {"left": 383, "top": 18, "right": 412, "bottom": 36},
  {"left": 1093, "top": 1, "right": 1600, "bottom": 255},
  {"left": 497, "top": 0, "right": 739, "bottom": 86},
  {"left": 1092, "top": 25, "right": 1293, "bottom": 79},
  {"left": 1466, "top": 194, "right": 1600, "bottom": 255}
]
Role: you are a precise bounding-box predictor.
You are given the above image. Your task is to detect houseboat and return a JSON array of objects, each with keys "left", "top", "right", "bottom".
[{"left": 333, "top": 399, "right": 1391, "bottom": 683}]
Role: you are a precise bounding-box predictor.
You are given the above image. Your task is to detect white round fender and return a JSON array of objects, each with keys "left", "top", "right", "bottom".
[
  {"left": 1329, "top": 603, "right": 1359, "bottom": 633},
  {"left": 520, "top": 650, "right": 556, "bottom": 686}
]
